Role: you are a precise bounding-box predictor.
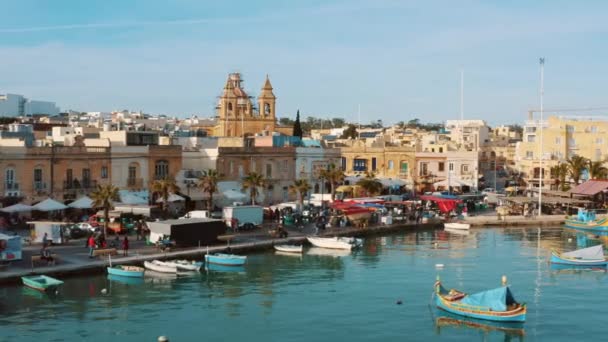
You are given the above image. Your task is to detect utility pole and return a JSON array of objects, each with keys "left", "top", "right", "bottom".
[{"left": 538, "top": 58, "right": 545, "bottom": 217}]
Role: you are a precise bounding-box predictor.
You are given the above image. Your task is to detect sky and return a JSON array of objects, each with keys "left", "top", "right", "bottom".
[{"left": 1, "top": 0, "right": 608, "bottom": 125}]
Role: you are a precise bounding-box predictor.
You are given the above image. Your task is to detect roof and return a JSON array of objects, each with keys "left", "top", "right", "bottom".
[{"left": 569, "top": 180, "right": 608, "bottom": 196}]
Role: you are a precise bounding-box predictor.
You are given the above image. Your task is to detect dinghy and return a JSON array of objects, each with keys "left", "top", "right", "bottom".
[
  {"left": 205, "top": 253, "right": 247, "bottom": 266},
  {"left": 21, "top": 275, "right": 64, "bottom": 293},
  {"left": 550, "top": 244, "right": 608, "bottom": 266},
  {"left": 306, "top": 237, "right": 353, "bottom": 250},
  {"left": 107, "top": 265, "right": 145, "bottom": 278},
  {"left": 160, "top": 260, "right": 202, "bottom": 271},
  {"left": 274, "top": 245, "right": 303, "bottom": 253},
  {"left": 144, "top": 260, "right": 178, "bottom": 273}
]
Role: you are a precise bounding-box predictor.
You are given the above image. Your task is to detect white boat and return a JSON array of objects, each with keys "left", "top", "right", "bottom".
[
  {"left": 307, "top": 237, "right": 353, "bottom": 250},
  {"left": 338, "top": 237, "right": 363, "bottom": 248},
  {"left": 274, "top": 245, "right": 303, "bottom": 253},
  {"left": 144, "top": 260, "right": 178, "bottom": 273},
  {"left": 444, "top": 222, "right": 471, "bottom": 230},
  {"left": 159, "top": 260, "right": 202, "bottom": 271}
]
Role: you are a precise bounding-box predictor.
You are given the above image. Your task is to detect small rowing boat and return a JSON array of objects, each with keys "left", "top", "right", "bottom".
[
  {"left": 307, "top": 237, "right": 353, "bottom": 250},
  {"left": 107, "top": 265, "right": 145, "bottom": 278},
  {"left": 160, "top": 260, "right": 203, "bottom": 271},
  {"left": 550, "top": 245, "right": 608, "bottom": 266},
  {"left": 274, "top": 245, "right": 303, "bottom": 253},
  {"left": 205, "top": 253, "right": 247, "bottom": 266},
  {"left": 144, "top": 260, "right": 177, "bottom": 273},
  {"left": 21, "top": 275, "right": 64, "bottom": 293}
]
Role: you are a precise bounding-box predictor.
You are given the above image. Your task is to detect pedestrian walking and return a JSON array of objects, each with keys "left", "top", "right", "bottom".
[
  {"left": 42, "top": 232, "right": 49, "bottom": 247},
  {"left": 88, "top": 235, "right": 96, "bottom": 258},
  {"left": 122, "top": 236, "right": 129, "bottom": 256}
]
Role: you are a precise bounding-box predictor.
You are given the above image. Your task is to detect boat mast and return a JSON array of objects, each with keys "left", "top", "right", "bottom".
[{"left": 538, "top": 58, "right": 545, "bottom": 217}]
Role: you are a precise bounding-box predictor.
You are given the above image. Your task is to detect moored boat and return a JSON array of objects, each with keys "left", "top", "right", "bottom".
[
  {"left": 274, "top": 245, "right": 303, "bottom": 253},
  {"left": 550, "top": 245, "right": 608, "bottom": 266},
  {"left": 564, "top": 209, "right": 608, "bottom": 232},
  {"left": 107, "top": 265, "right": 145, "bottom": 278},
  {"left": 434, "top": 277, "right": 526, "bottom": 322},
  {"left": 160, "top": 260, "right": 202, "bottom": 271},
  {"left": 337, "top": 236, "right": 363, "bottom": 248},
  {"left": 21, "top": 275, "right": 64, "bottom": 293},
  {"left": 444, "top": 222, "right": 471, "bottom": 230},
  {"left": 205, "top": 253, "right": 247, "bottom": 266},
  {"left": 307, "top": 236, "right": 352, "bottom": 250},
  {"left": 108, "top": 274, "right": 145, "bottom": 285},
  {"left": 144, "top": 260, "right": 178, "bottom": 273}
]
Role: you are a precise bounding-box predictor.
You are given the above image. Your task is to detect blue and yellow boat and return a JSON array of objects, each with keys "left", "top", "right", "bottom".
[
  {"left": 564, "top": 209, "right": 608, "bottom": 232},
  {"left": 550, "top": 245, "right": 608, "bottom": 267},
  {"left": 434, "top": 277, "right": 526, "bottom": 322}
]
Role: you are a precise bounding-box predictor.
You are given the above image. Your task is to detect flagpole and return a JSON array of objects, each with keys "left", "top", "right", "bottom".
[{"left": 538, "top": 58, "right": 545, "bottom": 217}]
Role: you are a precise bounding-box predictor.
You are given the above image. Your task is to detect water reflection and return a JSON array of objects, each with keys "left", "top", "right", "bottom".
[
  {"left": 107, "top": 274, "right": 144, "bottom": 286},
  {"left": 434, "top": 311, "right": 525, "bottom": 340}
]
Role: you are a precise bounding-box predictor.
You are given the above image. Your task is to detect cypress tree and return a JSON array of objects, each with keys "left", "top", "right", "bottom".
[{"left": 293, "top": 110, "right": 303, "bottom": 138}]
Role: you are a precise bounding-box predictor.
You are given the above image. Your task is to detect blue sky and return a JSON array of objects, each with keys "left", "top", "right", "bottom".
[{"left": 1, "top": 0, "right": 607, "bottom": 125}]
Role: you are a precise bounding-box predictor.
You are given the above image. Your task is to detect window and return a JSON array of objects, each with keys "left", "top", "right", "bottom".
[
  {"left": 229, "top": 161, "right": 234, "bottom": 175},
  {"left": 266, "top": 164, "right": 272, "bottom": 178},
  {"left": 400, "top": 162, "right": 408, "bottom": 174},
  {"left": 420, "top": 162, "right": 428, "bottom": 176},
  {"left": 341, "top": 157, "right": 346, "bottom": 170},
  {"left": 238, "top": 165, "right": 244, "bottom": 177},
  {"left": 227, "top": 102, "right": 233, "bottom": 111},
  {"left": 101, "top": 166, "right": 108, "bottom": 179},
  {"left": 82, "top": 169, "right": 91, "bottom": 188},
  {"left": 438, "top": 162, "right": 445, "bottom": 172},
  {"left": 596, "top": 138, "right": 604, "bottom": 144},
  {"left": 154, "top": 160, "right": 169, "bottom": 180},
  {"left": 526, "top": 151, "right": 533, "bottom": 159},
  {"left": 353, "top": 159, "right": 367, "bottom": 172},
  {"left": 527, "top": 135, "right": 535, "bottom": 142},
  {"left": 128, "top": 166, "right": 137, "bottom": 180},
  {"left": 5, "top": 168, "right": 16, "bottom": 190},
  {"left": 462, "top": 164, "right": 469, "bottom": 173},
  {"left": 371, "top": 158, "right": 377, "bottom": 171},
  {"left": 439, "top": 147, "right": 443, "bottom": 153},
  {"left": 525, "top": 127, "right": 536, "bottom": 133},
  {"left": 34, "top": 168, "right": 43, "bottom": 190},
  {"left": 449, "top": 163, "right": 454, "bottom": 171},
  {"left": 387, "top": 160, "right": 394, "bottom": 170},
  {"left": 566, "top": 125, "right": 574, "bottom": 133},
  {"left": 555, "top": 137, "right": 561, "bottom": 144},
  {"left": 66, "top": 169, "right": 73, "bottom": 187}
]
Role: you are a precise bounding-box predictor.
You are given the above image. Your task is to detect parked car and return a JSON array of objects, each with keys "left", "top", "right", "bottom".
[
  {"left": 64, "top": 225, "right": 89, "bottom": 239},
  {"left": 73, "top": 222, "right": 98, "bottom": 232}
]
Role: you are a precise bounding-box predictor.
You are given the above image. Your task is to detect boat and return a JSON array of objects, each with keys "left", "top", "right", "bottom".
[
  {"left": 338, "top": 236, "right": 363, "bottom": 247},
  {"left": 564, "top": 209, "right": 608, "bottom": 232},
  {"left": 159, "top": 260, "right": 202, "bottom": 271},
  {"left": 205, "top": 253, "right": 247, "bottom": 266},
  {"left": 144, "top": 260, "right": 178, "bottom": 273},
  {"left": 274, "top": 245, "right": 303, "bottom": 253},
  {"left": 21, "top": 275, "right": 64, "bottom": 293},
  {"left": 107, "top": 265, "right": 145, "bottom": 278},
  {"left": 444, "top": 222, "right": 470, "bottom": 230},
  {"left": 205, "top": 263, "right": 246, "bottom": 273},
  {"left": 550, "top": 245, "right": 608, "bottom": 266},
  {"left": 342, "top": 206, "right": 372, "bottom": 222},
  {"left": 307, "top": 236, "right": 353, "bottom": 250},
  {"left": 434, "top": 277, "right": 526, "bottom": 322},
  {"left": 108, "top": 274, "right": 145, "bottom": 285}
]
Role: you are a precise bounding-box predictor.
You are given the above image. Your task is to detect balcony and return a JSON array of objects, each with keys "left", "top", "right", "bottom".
[
  {"left": 4, "top": 182, "right": 19, "bottom": 191},
  {"left": 127, "top": 178, "right": 144, "bottom": 189},
  {"left": 63, "top": 180, "right": 98, "bottom": 193},
  {"left": 33, "top": 182, "right": 47, "bottom": 194}
]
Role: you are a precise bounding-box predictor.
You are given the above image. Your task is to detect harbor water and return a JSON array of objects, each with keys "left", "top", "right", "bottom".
[{"left": 0, "top": 227, "right": 606, "bottom": 341}]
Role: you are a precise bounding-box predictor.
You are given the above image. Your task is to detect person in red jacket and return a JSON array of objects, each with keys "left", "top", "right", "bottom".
[{"left": 88, "top": 235, "right": 96, "bottom": 258}]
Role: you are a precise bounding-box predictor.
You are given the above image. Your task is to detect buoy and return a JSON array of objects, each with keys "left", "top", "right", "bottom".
[
  {"left": 101, "top": 288, "right": 108, "bottom": 295},
  {"left": 396, "top": 300, "right": 403, "bottom": 305},
  {"left": 158, "top": 336, "right": 169, "bottom": 342},
  {"left": 501, "top": 275, "right": 507, "bottom": 286},
  {"left": 435, "top": 264, "right": 444, "bottom": 268}
]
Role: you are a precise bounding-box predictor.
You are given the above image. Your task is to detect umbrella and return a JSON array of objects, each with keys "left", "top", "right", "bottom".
[
  {"left": 155, "top": 193, "right": 185, "bottom": 203},
  {"left": 68, "top": 196, "right": 93, "bottom": 209},
  {"left": 32, "top": 198, "right": 68, "bottom": 211},
  {"left": 0, "top": 203, "right": 33, "bottom": 213},
  {"left": 119, "top": 193, "right": 148, "bottom": 205}
]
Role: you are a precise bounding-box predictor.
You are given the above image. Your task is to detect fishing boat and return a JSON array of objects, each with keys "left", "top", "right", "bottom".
[
  {"left": 205, "top": 253, "right": 247, "bottom": 266},
  {"left": 550, "top": 245, "right": 608, "bottom": 266},
  {"left": 307, "top": 236, "right": 353, "bottom": 250},
  {"left": 107, "top": 265, "right": 145, "bottom": 278},
  {"left": 274, "top": 245, "right": 303, "bottom": 253},
  {"left": 564, "top": 209, "right": 608, "bottom": 232},
  {"left": 444, "top": 222, "right": 471, "bottom": 230},
  {"left": 144, "top": 260, "right": 178, "bottom": 273},
  {"left": 434, "top": 277, "right": 526, "bottom": 322},
  {"left": 21, "top": 275, "right": 64, "bottom": 293},
  {"left": 160, "top": 260, "right": 202, "bottom": 271}
]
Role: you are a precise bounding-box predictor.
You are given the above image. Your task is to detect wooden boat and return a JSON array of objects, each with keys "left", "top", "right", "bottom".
[
  {"left": 21, "top": 275, "right": 64, "bottom": 293},
  {"left": 307, "top": 236, "right": 353, "bottom": 250},
  {"left": 444, "top": 222, "right": 470, "bottom": 230},
  {"left": 205, "top": 253, "right": 247, "bottom": 266},
  {"left": 274, "top": 245, "right": 303, "bottom": 253},
  {"left": 550, "top": 245, "right": 608, "bottom": 266},
  {"left": 107, "top": 265, "right": 145, "bottom": 278},
  {"left": 144, "top": 260, "right": 178, "bottom": 273},
  {"left": 564, "top": 209, "right": 608, "bottom": 232},
  {"left": 160, "top": 260, "right": 202, "bottom": 271},
  {"left": 434, "top": 277, "right": 526, "bottom": 322}
]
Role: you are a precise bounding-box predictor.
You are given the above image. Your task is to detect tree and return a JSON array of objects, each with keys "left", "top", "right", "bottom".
[
  {"left": 356, "top": 171, "right": 383, "bottom": 196},
  {"left": 588, "top": 160, "right": 608, "bottom": 180},
  {"left": 331, "top": 118, "right": 345, "bottom": 128},
  {"left": 289, "top": 179, "right": 311, "bottom": 212},
  {"left": 293, "top": 110, "right": 303, "bottom": 138},
  {"left": 242, "top": 172, "right": 266, "bottom": 205},
  {"left": 90, "top": 184, "right": 120, "bottom": 239},
  {"left": 550, "top": 163, "right": 569, "bottom": 191},
  {"left": 566, "top": 155, "right": 589, "bottom": 185},
  {"left": 279, "top": 117, "right": 294, "bottom": 126},
  {"left": 407, "top": 118, "right": 420, "bottom": 128},
  {"left": 340, "top": 124, "right": 358, "bottom": 139},
  {"left": 198, "top": 169, "right": 220, "bottom": 211},
  {"left": 319, "top": 164, "right": 345, "bottom": 201},
  {"left": 151, "top": 178, "right": 180, "bottom": 217}
]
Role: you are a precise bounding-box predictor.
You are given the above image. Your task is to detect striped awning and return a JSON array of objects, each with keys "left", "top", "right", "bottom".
[{"left": 569, "top": 180, "right": 608, "bottom": 196}]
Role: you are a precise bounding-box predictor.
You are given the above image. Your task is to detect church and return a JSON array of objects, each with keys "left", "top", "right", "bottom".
[{"left": 210, "top": 73, "right": 292, "bottom": 137}]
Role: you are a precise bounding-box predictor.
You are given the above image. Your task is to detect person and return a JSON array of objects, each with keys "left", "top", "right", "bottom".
[
  {"left": 136, "top": 220, "right": 143, "bottom": 241},
  {"left": 122, "top": 236, "right": 129, "bottom": 256},
  {"left": 274, "top": 208, "right": 280, "bottom": 222},
  {"left": 42, "top": 232, "right": 49, "bottom": 248},
  {"left": 88, "top": 235, "right": 96, "bottom": 258},
  {"left": 40, "top": 245, "right": 54, "bottom": 264}
]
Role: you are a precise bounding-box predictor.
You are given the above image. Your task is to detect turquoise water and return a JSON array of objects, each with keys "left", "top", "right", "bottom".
[{"left": 1, "top": 227, "right": 606, "bottom": 342}]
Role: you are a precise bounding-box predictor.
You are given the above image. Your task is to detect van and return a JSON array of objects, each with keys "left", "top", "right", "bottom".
[{"left": 180, "top": 210, "right": 211, "bottom": 219}]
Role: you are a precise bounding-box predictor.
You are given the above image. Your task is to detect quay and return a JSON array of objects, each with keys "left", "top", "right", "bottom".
[{"left": 0, "top": 214, "right": 566, "bottom": 284}]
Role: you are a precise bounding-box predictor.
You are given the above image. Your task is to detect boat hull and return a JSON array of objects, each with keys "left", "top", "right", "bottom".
[
  {"left": 444, "top": 223, "right": 470, "bottom": 230},
  {"left": 549, "top": 251, "right": 608, "bottom": 266},
  {"left": 564, "top": 218, "right": 608, "bottom": 232},
  {"left": 205, "top": 254, "right": 247, "bottom": 266},
  {"left": 161, "top": 260, "right": 202, "bottom": 271},
  {"left": 107, "top": 265, "right": 145, "bottom": 278},
  {"left": 435, "top": 293, "right": 526, "bottom": 322},
  {"left": 144, "top": 260, "right": 178, "bottom": 273},
  {"left": 274, "top": 245, "right": 303, "bottom": 253},
  {"left": 307, "top": 237, "right": 352, "bottom": 250},
  {"left": 21, "top": 275, "right": 64, "bottom": 292}
]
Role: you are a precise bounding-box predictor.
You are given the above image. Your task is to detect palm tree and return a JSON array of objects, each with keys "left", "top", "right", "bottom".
[
  {"left": 587, "top": 160, "right": 608, "bottom": 180},
  {"left": 356, "top": 171, "right": 383, "bottom": 196},
  {"left": 566, "top": 155, "right": 589, "bottom": 185},
  {"left": 550, "top": 163, "right": 569, "bottom": 191},
  {"left": 90, "top": 184, "right": 120, "bottom": 239},
  {"left": 289, "top": 179, "right": 311, "bottom": 212},
  {"left": 319, "top": 164, "right": 345, "bottom": 201},
  {"left": 242, "top": 172, "right": 266, "bottom": 205},
  {"left": 151, "top": 177, "right": 180, "bottom": 217},
  {"left": 198, "top": 169, "right": 220, "bottom": 211}
]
